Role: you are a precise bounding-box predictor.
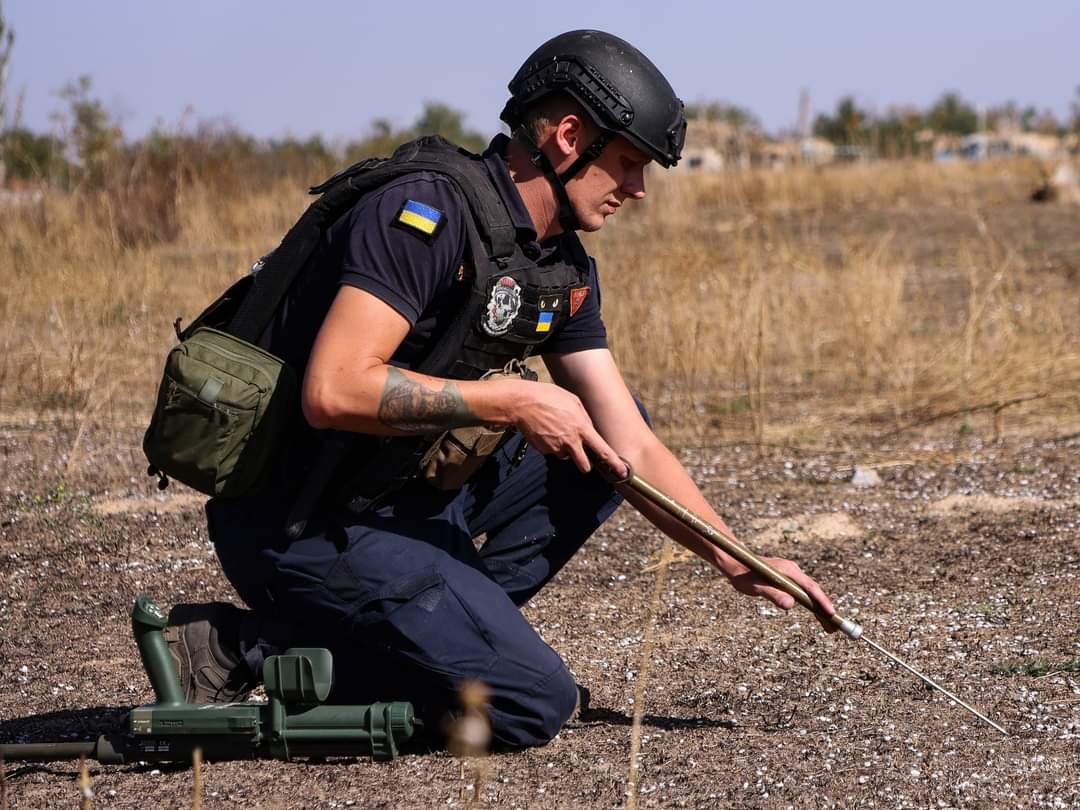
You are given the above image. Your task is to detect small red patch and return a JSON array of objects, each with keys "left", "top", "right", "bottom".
[{"left": 569, "top": 286, "right": 590, "bottom": 317}]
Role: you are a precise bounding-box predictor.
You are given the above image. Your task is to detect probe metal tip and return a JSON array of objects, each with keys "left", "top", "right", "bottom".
[{"left": 860, "top": 636, "right": 1009, "bottom": 736}]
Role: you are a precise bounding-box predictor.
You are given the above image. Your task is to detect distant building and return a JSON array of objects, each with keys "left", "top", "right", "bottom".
[
  {"left": 679, "top": 146, "right": 726, "bottom": 172},
  {"left": 935, "top": 131, "right": 1065, "bottom": 161},
  {"left": 673, "top": 120, "right": 750, "bottom": 172},
  {"left": 675, "top": 119, "right": 835, "bottom": 172},
  {"left": 1007, "top": 133, "right": 1064, "bottom": 159},
  {"left": 799, "top": 137, "right": 836, "bottom": 165}
]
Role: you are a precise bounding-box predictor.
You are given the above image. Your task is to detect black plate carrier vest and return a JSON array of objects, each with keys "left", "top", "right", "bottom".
[{"left": 264, "top": 136, "right": 591, "bottom": 533}]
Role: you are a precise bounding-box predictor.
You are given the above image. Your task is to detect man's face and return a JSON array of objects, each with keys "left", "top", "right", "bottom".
[{"left": 564, "top": 135, "right": 652, "bottom": 232}]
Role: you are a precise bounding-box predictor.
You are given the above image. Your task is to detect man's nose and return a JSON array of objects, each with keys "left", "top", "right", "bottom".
[{"left": 623, "top": 169, "right": 646, "bottom": 199}]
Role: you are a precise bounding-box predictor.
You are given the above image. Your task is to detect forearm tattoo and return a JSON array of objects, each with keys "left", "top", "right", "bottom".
[{"left": 377, "top": 367, "right": 476, "bottom": 433}]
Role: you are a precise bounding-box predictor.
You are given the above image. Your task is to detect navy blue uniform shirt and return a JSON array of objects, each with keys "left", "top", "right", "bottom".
[
  {"left": 258, "top": 137, "right": 609, "bottom": 494},
  {"left": 269, "top": 136, "right": 607, "bottom": 372},
  {"left": 332, "top": 135, "right": 608, "bottom": 363}
]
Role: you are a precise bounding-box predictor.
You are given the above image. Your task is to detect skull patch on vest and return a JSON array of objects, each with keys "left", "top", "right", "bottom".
[{"left": 482, "top": 276, "right": 523, "bottom": 337}]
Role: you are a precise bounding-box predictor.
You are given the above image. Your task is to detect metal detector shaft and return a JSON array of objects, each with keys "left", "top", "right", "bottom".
[{"left": 619, "top": 469, "right": 1008, "bottom": 736}]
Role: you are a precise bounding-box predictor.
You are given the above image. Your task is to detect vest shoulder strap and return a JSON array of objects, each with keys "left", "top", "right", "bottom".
[
  {"left": 229, "top": 136, "right": 515, "bottom": 344},
  {"left": 386, "top": 137, "right": 517, "bottom": 263}
]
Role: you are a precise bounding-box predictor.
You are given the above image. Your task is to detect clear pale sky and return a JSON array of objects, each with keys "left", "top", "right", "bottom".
[{"left": 6, "top": 1, "right": 1078, "bottom": 142}]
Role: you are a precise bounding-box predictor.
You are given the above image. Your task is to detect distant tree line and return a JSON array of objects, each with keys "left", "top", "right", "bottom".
[
  {"left": 0, "top": 73, "right": 487, "bottom": 188},
  {"left": 0, "top": 2, "right": 486, "bottom": 190},
  {"left": 685, "top": 101, "right": 761, "bottom": 131},
  {"left": 4, "top": 77, "right": 1079, "bottom": 188},
  {"left": 0, "top": 0, "right": 1077, "bottom": 190},
  {"left": 812, "top": 90, "right": 1079, "bottom": 158},
  {"left": 0, "top": 4, "right": 490, "bottom": 248},
  {"left": 669, "top": 92, "right": 1080, "bottom": 161}
]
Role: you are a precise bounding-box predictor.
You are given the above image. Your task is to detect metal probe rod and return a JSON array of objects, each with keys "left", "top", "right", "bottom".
[
  {"left": 620, "top": 470, "right": 1008, "bottom": 736},
  {"left": 859, "top": 636, "right": 1008, "bottom": 735}
]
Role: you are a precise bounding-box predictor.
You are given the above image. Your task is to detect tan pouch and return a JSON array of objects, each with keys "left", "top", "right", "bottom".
[{"left": 418, "top": 360, "right": 536, "bottom": 491}]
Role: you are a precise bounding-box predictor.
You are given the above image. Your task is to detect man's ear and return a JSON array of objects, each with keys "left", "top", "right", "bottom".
[{"left": 550, "top": 114, "right": 586, "bottom": 160}]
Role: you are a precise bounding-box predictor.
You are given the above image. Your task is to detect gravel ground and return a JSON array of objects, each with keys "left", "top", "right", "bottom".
[{"left": 1, "top": 421, "right": 1078, "bottom": 808}]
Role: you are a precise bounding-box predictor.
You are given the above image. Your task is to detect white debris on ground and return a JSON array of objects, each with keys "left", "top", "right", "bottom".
[{"left": 851, "top": 465, "right": 883, "bottom": 488}]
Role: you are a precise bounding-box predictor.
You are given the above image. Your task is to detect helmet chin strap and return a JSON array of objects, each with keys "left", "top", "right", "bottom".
[{"left": 513, "top": 126, "right": 615, "bottom": 233}]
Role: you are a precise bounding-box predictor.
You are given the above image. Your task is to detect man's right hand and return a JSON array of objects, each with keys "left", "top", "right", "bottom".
[
  {"left": 304, "top": 286, "right": 625, "bottom": 485},
  {"left": 511, "top": 380, "right": 628, "bottom": 479}
]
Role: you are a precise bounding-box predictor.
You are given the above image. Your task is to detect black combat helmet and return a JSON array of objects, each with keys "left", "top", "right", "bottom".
[{"left": 500, "top": 29, "right": 686, "bottom": 168}]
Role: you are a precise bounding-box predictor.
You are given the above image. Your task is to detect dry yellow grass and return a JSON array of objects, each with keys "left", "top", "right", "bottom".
[
  {"left": 0, "top": 180, "right": 304, "bottom": 428},
  {"left": 588, "top": 158, "right": 1080, "bottom": 441},
  {"left": 1, "top": 157, "right": 1077, "bottom": 450}
]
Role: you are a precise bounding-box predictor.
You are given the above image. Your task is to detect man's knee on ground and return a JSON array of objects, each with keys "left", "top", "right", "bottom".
[{"left": 486, "top": 663, "right": 579, "bottom": 749}]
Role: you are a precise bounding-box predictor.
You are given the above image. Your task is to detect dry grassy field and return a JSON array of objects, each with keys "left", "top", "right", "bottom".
[
  {"left": 2, "top": 157, "right": 1078, "bottom": 448},
  {"left": 1, "top": 158, "right": 1079, "bottom": 807}
]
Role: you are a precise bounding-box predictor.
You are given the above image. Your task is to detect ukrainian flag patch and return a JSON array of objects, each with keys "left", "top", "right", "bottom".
[
  {"left": 535, "top": 311, "right": 554, "bottom": 333},
  {"left": 394, "top": 199, "right": 444, "bottom": 241}
]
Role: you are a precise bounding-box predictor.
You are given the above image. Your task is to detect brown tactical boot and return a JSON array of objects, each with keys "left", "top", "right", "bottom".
[
  {"left": 165, "top": 602, "right": 256, "bottom": 704},
  {"left": 573, "top": 683, "right": 591, "bottom": 720}
]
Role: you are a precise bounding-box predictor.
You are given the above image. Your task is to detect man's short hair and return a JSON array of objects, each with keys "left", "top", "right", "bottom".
[{"left": 520, "top": 92, "right": 597, "bottom": 145}]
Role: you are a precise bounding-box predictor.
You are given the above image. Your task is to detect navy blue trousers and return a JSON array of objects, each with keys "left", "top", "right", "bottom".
[{"left": 208, "top": 430, "right": 626, "bottom": 748}]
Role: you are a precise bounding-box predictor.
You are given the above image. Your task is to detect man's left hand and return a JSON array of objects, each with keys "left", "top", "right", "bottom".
[{"left": 727, "top": 556, "right": 839, "bottom": 633}]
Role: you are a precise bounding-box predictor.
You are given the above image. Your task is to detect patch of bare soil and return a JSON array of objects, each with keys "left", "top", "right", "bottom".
[
  {"left": 1, "top": 424, "right": 1078, "bottom": 808},
  {"left": 926, "top": 493, "right": 1080, "bottom": 518},
  {"left": 91, "top": 493, "right": 208, "bottom": 516}
]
